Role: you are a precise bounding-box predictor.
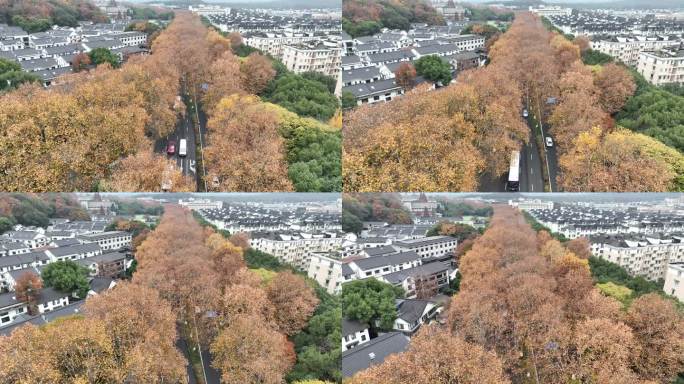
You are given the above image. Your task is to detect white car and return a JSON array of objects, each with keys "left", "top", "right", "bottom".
[
  {"left": 545, "top": 137, "right": 554, "bottom": 147},
  {"left": 523, "top": 109, "right": 529, "bottom": 117}
]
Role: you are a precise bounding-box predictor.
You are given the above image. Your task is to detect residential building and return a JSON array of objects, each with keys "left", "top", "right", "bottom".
[
  {"left": 179, "top": 198, "right": 223, "bottom": 210},
  {"left": 282, "top": 41, "right": 341, "bottom": 77},
  {"left": 78, "top": 231, "right": 132, "bottom": 251},
  {"left": 250, "top": 231, "right": 344, "bottom": 271},
  {"left": 591, "top": 35, "right": 680, "bottom": 66},
  {"left": 392, "top": 298, "right": 440, "bottom": 335},
  {"left": 590, "top": 234, "right": 684, "bottom": 281},
  {"left": 664, "top": 262, "right": 684, "bottom": 301},
  {"left": 393, "top": 236, "right": 457, "bottom": 259},
  {"left": 307, "top": 252, "right": 343, "bottom": 294},
  {"left": 342, "top": 318, "right": 370, "bottom": 352},
  {"left": 637, "top": 46, "right": 684, "bottom": 85},
  {"left": 529, "top": 5, "right": 573, "bottom": 17},
  {"left": 342, "top": 332, "right": 410, "bottom": 378}
]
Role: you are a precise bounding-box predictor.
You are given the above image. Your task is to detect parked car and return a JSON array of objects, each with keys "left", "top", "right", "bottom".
[
  {"left": 166, "top": 140, "right": 176, "bottom": 155},
  {"left": 545, "top": 137, "right": 554, "bottom": 147},
  {"left": 523, "top": 109, "right": 529, "bottom": 118}
]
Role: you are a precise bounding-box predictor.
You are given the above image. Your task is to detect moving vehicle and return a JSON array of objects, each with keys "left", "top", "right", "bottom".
[
  {"left": 506, "top": 150, "right": 520, "bottom": 192},
  {"left": 166, "top": 140, "right": 176, "bottom": 155},
  {"left": 522, "top": 109, "right": 529, "bottom": 118},
  {"left": 179, "top": 139, "right": 187, "bottom": 157},
  {"left": 545, "top": 137, "right": 554, "bottom": 147}
]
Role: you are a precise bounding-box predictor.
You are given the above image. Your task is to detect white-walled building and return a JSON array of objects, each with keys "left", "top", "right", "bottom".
[
  {"left": 637, "top": 47, "right": 684, "bottom": 85},
  {"left": 510, "top": 199, "right": 554, "bottom": 211},
  {"left": 529, "top": 5, "right": 573, "bottom": 17},
  {"left": 179, "top": 199, "right": 223, "bottom": 211},
  {"left": 664, "top": 262, "right": 684, "bottom": 301},
  {"left": 393, "top": 236, "right": 457, "bottom": 259},
  {"left": 342, "top": 318, "right": 370, "bottom": 352},
  {"left": 250, "top": 232, "right": 344, "bottom": 271},
  {"left": 244, "top": 33, "right": 321, "bottom": 58},
  {"left": 307, "top": 252, "right": 343, "bottom": 294},
  {"left": 591, "top": 235, "right": 684, "bottom": 281},
  {"left": 78, "top": 231, "right": 132, "bottom": 251},
  {"left": 282, "top": 41, "right": 342, "bottom": 77},
  {"left": 591, "top": 35, "right": 680, "bottom": 66}
]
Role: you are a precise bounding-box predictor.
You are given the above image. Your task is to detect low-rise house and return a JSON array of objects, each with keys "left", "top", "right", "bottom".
[
  {"left": 392, "top": 298, "right": 439, "bottom": 335},
  {"left": 77, "top": 251, "right": 127, "bottom": 278},
  {"left": 342, "top": 318, "right": 370, "bottom": 352},
  {"left": 393, "top": 236, "right": 457, "bottom": 259},
  {"left": 342, "top": 332, "right": 410, "bottom": 378},
  {"left": 2, "top": 230, "right": 49, "bottom": 249},
  {"left": 78, "top": 231, "right": 132, "bottom": 251},
  {"left": 380, "top": 261, "right": 452, "bottom": 299}
]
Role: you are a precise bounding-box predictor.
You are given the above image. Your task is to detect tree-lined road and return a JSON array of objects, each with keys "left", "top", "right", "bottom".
[{"left": 519, "top": 128, "right": 544, "bottom": 193}]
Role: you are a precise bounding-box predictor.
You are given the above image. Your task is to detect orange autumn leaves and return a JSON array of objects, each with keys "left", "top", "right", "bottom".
[
  {"left": 0, "top": 205, "right": 319, "bottom": 383},
  {"left": 132, "top": 205, "right": 318, "bottom": 383},
  {"left": 344, "top": 12, "right": 682, "bottom": 191},
  {"left": 349, "top": 206, "right": 684, "bottom": 383}
]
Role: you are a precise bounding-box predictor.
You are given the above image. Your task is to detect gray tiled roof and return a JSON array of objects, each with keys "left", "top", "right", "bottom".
[{"left": 342, "top": 332, "right": 410, "bottom": 377}]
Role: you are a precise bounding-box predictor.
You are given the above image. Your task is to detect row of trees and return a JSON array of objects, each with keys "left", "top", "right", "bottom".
[
  {"left": 2, "top": 281, "right": 188, "bottom": 382},
  {"left": 0, "top": 11, "right": 203, "bottom": 191},
  {"left": 349, "top": 206, "right": 684, "bottom": 383},
  {"left": 167, "top": 14, "right": 340, "bottom": 192},
  {"left": 344, "top": 12, "right": 683, "bottom": 192},
  {"left": 510, "top": 15, "right": 684, "bottom": 191},
  {"left": 132, "top": 205, "right": 322, "bottom": 383},
  {"left": 343, "top": 38, "right": 529, "bottom": 190}
]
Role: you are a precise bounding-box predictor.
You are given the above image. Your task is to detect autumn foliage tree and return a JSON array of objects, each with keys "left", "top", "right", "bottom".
[
  {"left": 204, "top": 95, "right": 293, "bottom": 191},
  {"left": 211, "top": 315, "right": 295, "bottom": 384},
  {"left": 14, "top": 271, "right": 42, "bottom": 315},
  {"left": 375, "top": 205, "right": 684, "bottom": 383},
  {"left": 593, "top": 62, "right": 637, "bottom": 114},
  {"left": 348, "top": 325, "right": 510, "bottom": 384},
  {"left": 266, "top": 271, "right": 319, "bottom": 336},
  {"left": 240, "top": 52, "right": 275, "bottom": 95},
  {"left": 394, "top": 62, "right": 417, "bottom": 90}
]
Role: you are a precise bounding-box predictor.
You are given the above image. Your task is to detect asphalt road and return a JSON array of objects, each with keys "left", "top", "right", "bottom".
[
  {"left": 175, "top": 324, "right": 220, "bottom": 384},
  {"left": 175, "top": 330, "right": 198, "bottom": 384},
  {"left": 519, "top": 127, "right": 545, "bottom": 193},
  {"left": 153, "top": 89, "right": 199, "bottom": 190}
]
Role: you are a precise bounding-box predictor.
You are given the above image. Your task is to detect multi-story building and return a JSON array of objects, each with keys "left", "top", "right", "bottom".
[
  {"left": 529, "top": 5, "right": 573, "bottom": 17},
  {"left": 250, "top": 231, "right": 344, "bottom": 271},
  {"left": 590, "top": 234, "right": 684, "bottom": 281},
  {"left": 78, "top": 231, "right": 132, "bottom": 251},
  {"left": 179, "top": 199, "right": 223, "bottom": 211},
  {"left": 243, "top": 33, "right": 321, "bottom": 58},
  {"left": 77, "top": 251, "right": 128, "bottom": 278},
  {"left": 307, "top": 252, "right": 343, "bottom": 294},
  {"left": 2, "top": 230, "right": 49, "bottom": 249},
  {"left": 637, "top": 46, "right": 684, "bottom": 85},
  {"left": 591, "top": 35, "right": 680, "bottom": 66},
  {"left": 282, "top": 41, "right": 342, "bottom": 78},
  {"left": 393, "top": 236, "right": 457, "bottom": 259},
  {"left": 510, "top": 199, "right": 555, "bottom": 211},
  {"left": 664, "top": 262, "right": 684, "bottom": 301}
]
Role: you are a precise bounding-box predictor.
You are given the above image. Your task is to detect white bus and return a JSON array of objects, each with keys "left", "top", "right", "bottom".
[
  {"left": 506, "top": 150, "right": 520, "bottom": 192},
  {"left": 179, "top": 139, "right": 187, "bottom": 157}
]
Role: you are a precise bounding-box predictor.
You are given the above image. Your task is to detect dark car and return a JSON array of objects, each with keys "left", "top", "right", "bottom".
[{"left": 166, "top": 140, "right": 176, "bottom": 155}]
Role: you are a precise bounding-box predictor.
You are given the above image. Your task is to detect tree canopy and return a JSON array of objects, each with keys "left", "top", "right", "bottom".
[{"left": 41, "top": 260, "right": 90, "bottom": 298}]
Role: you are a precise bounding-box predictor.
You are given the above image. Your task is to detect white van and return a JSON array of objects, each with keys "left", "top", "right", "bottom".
[{"left": 179, "top": 139, "right": 187, "bottom": 157}]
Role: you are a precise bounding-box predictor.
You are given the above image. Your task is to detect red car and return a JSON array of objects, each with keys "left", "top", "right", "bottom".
[{"left": 166, "top": 140, "right": 176, "bottom": 155}]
